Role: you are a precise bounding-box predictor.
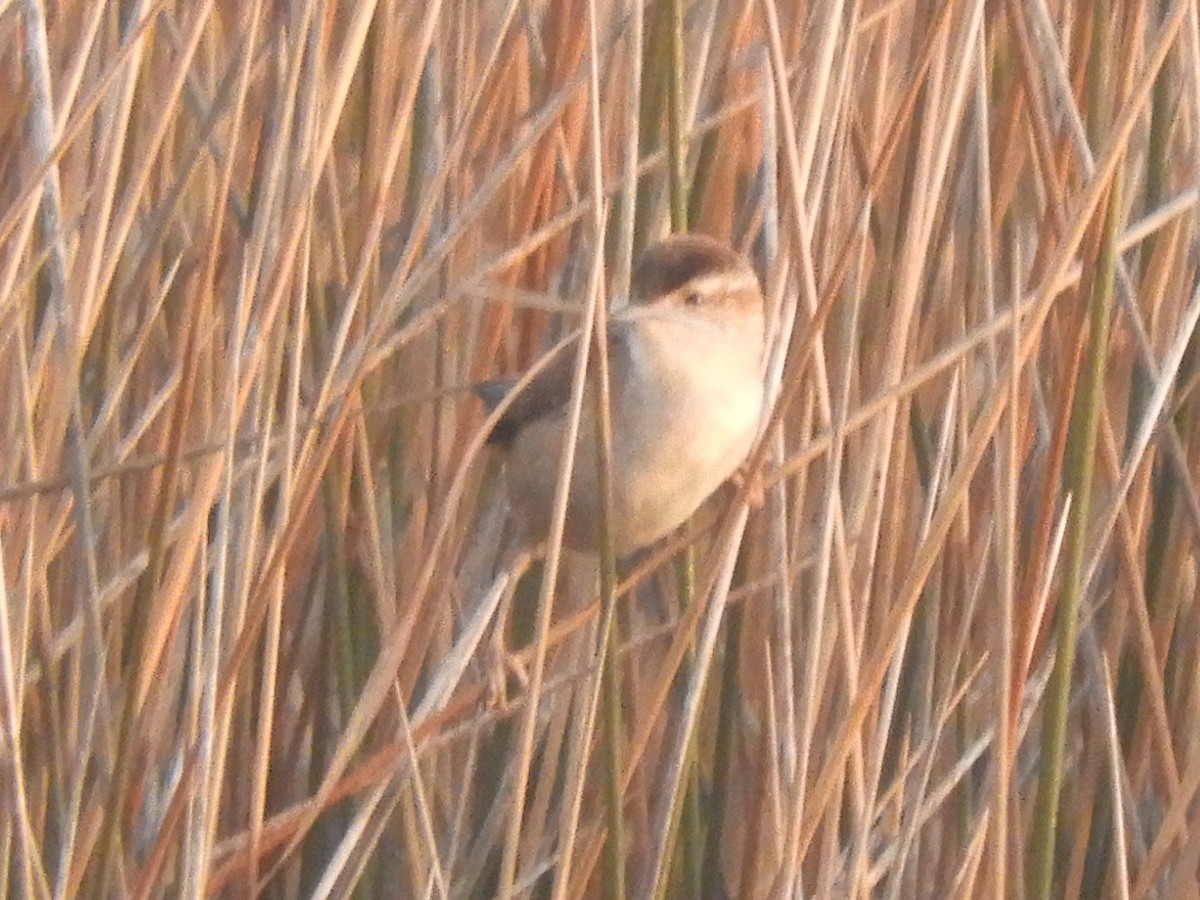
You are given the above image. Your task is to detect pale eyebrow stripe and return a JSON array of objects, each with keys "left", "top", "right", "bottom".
[{"left": 687, "top": 270, "right": 760, "bottom": 295}]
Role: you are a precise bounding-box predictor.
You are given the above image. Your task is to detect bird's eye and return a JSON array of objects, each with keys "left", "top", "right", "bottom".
[{"left": 683, "top": 290, "right": 702, "bottom": 306}]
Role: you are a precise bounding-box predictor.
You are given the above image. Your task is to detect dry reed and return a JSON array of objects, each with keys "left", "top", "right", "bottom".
[{"left": 1, "top": 0, "right": 1199, "bottom": 897}]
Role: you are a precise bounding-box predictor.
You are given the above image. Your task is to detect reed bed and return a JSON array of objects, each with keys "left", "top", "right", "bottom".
[{"left": 2, "top": 0, "right": 1200, "bottom": 896}]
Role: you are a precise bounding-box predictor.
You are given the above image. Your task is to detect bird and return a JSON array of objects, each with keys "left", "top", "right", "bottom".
[{"left": 478, "top": 233, "right": 768, "bottom": 556}]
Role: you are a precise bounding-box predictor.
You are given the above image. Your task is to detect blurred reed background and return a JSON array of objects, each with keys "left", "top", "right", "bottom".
[{"left": 2, "top": 0, "right": 1200, "bottom": 896}]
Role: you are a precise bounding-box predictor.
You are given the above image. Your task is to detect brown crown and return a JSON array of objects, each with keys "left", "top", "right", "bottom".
[{"left": 631, "top": 234, "right": 753, "bottom": 302}]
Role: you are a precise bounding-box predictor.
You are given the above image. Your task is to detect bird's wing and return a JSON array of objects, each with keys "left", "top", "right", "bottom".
[
  {"left": 477, "top": 327, "right": 632, "bottom": 448},
  {"left": 476, "top": 341, "right": 576, "bottom": 447}
]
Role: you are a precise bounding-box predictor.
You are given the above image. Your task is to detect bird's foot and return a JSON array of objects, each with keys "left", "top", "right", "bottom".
[
  {"left": 483, "top": 635, "right": 529, "bottom": 712},
  {"left": 732, "top": 461, "right": 767, "bottom": 509}
]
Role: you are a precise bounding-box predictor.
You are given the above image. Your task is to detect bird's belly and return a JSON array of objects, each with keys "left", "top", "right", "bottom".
[
  {"left": 608, "top": 368, "right": 762, "bottom": 550},
  {"left": 504, "top": 355, "right": 763, "bottom": 555}
]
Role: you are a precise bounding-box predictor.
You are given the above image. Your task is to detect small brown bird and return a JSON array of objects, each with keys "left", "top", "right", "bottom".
[{"left": 479, "top": 234, "right": 767, "bottom": 555}]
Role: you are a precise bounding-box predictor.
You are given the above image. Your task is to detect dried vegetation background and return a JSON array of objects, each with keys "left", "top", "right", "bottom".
[{"left": 2, "top": 0, "right": 1200, "bottom": 896}]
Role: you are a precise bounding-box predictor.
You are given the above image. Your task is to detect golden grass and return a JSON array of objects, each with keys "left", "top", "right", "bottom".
[{"left": 2, "top": 0, "right": 1200, "bottom": 896}]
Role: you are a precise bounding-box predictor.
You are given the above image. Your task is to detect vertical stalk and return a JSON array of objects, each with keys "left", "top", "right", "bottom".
[
  {"left": 659, "top": 0, "right": 706, "bottom": 894},
  {"left": 1029, "top": 4, "right": 1121, "bottom": 893},
  {"left": 1086, "top": 1, "right": 1175, "bottom": 892},
  {"left": 586, "top": 3, "right": 623, "bottom": 897},
  {"left": 666, "top": 0, "right": 688, "bottom": 231}
]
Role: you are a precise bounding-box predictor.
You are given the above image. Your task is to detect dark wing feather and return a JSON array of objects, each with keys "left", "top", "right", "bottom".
[
  {"left": 476, "top": 342, "right": 576, "bottom": 447},
  {"left": 477, "top": 327, "right": 632, "bottom": 447}
]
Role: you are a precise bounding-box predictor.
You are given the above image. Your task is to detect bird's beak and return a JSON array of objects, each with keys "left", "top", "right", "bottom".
[
  {"left": 611, "top": 297, "right": 661, "bottom": 325},
  {"left": 606, "top": 293, "right": 631, "bottom": 314}
]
